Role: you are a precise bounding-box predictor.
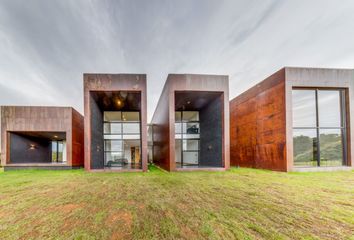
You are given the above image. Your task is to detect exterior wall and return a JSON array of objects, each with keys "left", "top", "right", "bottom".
[
  {"left": 0, "top": 106, "right": 84, "bottom": 167},
  {"left": 285, "top": 67, "right": 354, "bottom": 169},
  {"left": 230, "top": 67, "right": 354, "bottom": 172},
  {"left": 83, "top": 74, "right": 148, "bottom": 171},
  {"left": 151, "top": 74, "right": 230, "bottom": 171},
  {"left": 150, "top": 83, "right": 172, "bottom": 171},
  {"left": 230, "top": 69, "right": 287, "bottom": 171},
  {"left": 71, "top": 109, "right": 85, "bottom": 167}
]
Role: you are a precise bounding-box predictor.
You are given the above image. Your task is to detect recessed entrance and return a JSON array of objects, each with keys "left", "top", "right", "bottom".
[
  {"left": 174, "top": 91, "right": 223, "bottom": 168},
  {"left": 9, "top": 131, "right": 67, "bottom": 164}
]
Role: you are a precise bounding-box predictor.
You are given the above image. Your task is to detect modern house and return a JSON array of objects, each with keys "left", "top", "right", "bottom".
[
  {"left": 151, "top": 74, "right": 230, "bottom": 171},
  {"left": 83, "top": 74, "right": 148, "bottom": 172},
  {"left": 230, "top": 67, "right": 354, "bottom": 172},
  {"left": 0, "top": 106, "right": 84, "bottom": 170}
]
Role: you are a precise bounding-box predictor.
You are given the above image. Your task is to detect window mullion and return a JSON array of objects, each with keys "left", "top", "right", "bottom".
[{"left": 315, "top": 89, "right": 320, "bottom": 167}]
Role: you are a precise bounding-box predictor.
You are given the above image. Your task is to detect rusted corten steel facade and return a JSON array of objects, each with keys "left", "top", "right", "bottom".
[
  {"left": 0, "top": 106, "right": 84, "bottom": 169},
  {"left": 83, "top": 74, "right": 148, "bottom": 172},
  {"left": 230, "top": 67, "right": 354, "bottom": 171},
  {"left": 151, "top": 74, "right": 230, "bottom": 171}
]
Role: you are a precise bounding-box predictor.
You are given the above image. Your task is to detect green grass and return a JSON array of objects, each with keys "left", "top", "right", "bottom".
[{"left": 0, "top": 166, "right": 353, "bottom": 240}]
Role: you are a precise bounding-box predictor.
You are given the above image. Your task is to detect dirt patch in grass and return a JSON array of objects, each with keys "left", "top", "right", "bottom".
[{"left": 106, "top": 210, "right": 133, "bottom": 240}]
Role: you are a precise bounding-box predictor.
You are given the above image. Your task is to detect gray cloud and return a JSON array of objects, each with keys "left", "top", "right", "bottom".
[{"left": 0, "top": 0, "right": 354, "bottom": 121}]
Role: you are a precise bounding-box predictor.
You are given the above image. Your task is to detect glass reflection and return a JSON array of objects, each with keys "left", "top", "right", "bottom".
[
  {"left": 318, "top": 90, "right": 342, "bottom": 127},
  {"left": 319, "top": 129, "right": 343, "bottom": 166},
  {"left": 292, "top": 90, "right": 316, "bottom": 127},
  {"left": 293, "top": 129, "right": 318, "bottom": 167}
]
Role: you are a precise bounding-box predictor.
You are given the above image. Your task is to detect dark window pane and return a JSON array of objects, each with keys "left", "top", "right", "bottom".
[
  {"left": 293, "top": 129, "right": 318, "bottom": 167},
  {"left": 319, "top": 129, "right": 344, "bottom": 166},
  {"left": 292, "top": 90, "right": 317, "bottom": 127},
  {"left": 318, "top": 90, "right": 342, "bottom": 127}
]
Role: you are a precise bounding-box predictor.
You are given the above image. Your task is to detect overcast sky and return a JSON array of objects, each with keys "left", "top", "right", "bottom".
[{"left": 1, "top": 0, "right": 354, "bottom": 121}]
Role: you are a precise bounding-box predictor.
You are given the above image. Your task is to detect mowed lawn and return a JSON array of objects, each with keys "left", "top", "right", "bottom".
[{"left": 0, "top": 166, "right": 353, "bottom": 240}]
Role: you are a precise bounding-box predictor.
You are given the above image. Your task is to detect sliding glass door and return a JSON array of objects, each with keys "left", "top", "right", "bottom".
[
  {"left": 292, "top": 89, "right": 347, "bottom": 167},
  {"left": 175, "top": 111, "right": 200, "bottom": 167}
]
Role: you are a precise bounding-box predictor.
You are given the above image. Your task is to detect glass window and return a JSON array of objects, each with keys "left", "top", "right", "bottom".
[
  {"left": 293, "top": 129, "right": 318, "bottom": 167},
  {"left": 104, "top": 123, "right": 122, "bottom": 134},
  {"left": 318, "top": 90, "right": 342, "bottom": 127},
  {"left": 182, "top": 152, "right": 199, "bottom": 165},
  {"left": 123, "top": 123, "right": 140, "bottom": 134},
  {"left": 175, "top": 140, "right": 182, "bottom": 164},
  {"left": 184, "top": 122, "right": 199, "bottom": 134},
  {"left": 104, "top": 112, "right": 121, "bottom": 122},
  {"left": 183, "top": 140, "right": 199, "bottom": 151},
  {"left": 105, "top": 152, "right": 124, "bottom": 162},
  {"left": 292, "top": 89, "right": 346, "bottom": 168},
  {"left": 122, "top": 134, "right": 141, "bottom": 140},
  {"left": 104, "top": 134, "right": 122, "bottom": 140},
  {"left": 175, "top": 123, "right": 182, "bottom": 134},
  {"left": 292, "top": 90, "right": 317, "bottom": 128},
  {"left": 122, "top": 112, "right": 140, "bottom": 121},
  {"left": 319, "top": 129, "right": 343, "bottom": 167},
  {"left": 104, "top": 140, "right": 123, "bottom": 152},
  {"left": 175, "top": 111, "right": 182, "bottom": 122},
  {"left": 182, "top": 111, "right": 199, "bottom": 121}
]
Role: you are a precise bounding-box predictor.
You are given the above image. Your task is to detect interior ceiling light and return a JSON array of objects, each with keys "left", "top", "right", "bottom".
[
  {"left": 187, "top": 101, "right": 191, "bottom": 104},
  {"left": 29, "top": 144, "right": 36, "bottom": 150},
  {"left": 54, "top": 135, "right": 58, "bottom": 138}
]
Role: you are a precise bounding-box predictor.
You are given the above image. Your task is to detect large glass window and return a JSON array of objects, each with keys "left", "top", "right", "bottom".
[
  {"left": 175, "top": 111, "right": 200, "bottom": 167},
  {"left": 103, "top": 111, "right": 141, "bottom": 169},
  {"left": 292, "top": 89, "right": 346, "bottom": 167},
  {"left": 51, "top": 140, "right": 66, "bottom": 163}
]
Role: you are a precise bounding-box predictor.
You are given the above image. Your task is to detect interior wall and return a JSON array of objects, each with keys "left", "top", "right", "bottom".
[
  {"left": 90, "top": 93, "right": 104, "bottom": 169},
  {"left": 10, "top": 133, "right": 51, "bottom": 163},
  {"left": 199, "top": 96, "right": 223, "bottom": 167}
]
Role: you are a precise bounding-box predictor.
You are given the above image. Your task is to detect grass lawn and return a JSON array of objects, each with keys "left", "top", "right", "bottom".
[{"left": 0, "top": 166, "right": 353, "bottom": 240}]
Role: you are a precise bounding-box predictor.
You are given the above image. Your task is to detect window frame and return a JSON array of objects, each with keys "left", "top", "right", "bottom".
[{"left": 292, "top": 88, "right": 347, "bottom": 167}]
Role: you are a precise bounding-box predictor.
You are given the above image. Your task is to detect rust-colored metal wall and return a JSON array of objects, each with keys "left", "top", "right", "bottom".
[
  {"left": 0, "top": 106, "right": 84, "bottom": 167},
  {"left": 230, "top": 69, "right": 287, "bottom": 171},
  {"left": 83, "top": 74, "right": 148, "bottom": 172},
  {"left": 151, "top": 74, "right": 230, "bottom": 171},
  {"left": 230, "top": 67, "right": 354, "bottom": 171}
]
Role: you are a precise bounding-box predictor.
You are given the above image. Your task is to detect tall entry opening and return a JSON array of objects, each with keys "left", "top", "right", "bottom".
[
  {"left": 174, "top": 91, "right": 223, "bottom": 168},
  {"left": 89, "top": 91, "right": 142, "bottom": 170}
]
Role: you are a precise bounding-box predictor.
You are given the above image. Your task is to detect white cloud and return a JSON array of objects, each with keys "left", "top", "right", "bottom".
[{"left": 0, "top": 0, "right": 353, "bottom": 120}]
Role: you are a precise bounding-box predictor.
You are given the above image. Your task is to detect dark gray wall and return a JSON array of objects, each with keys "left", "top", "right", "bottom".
[
  {"left": 90, "top": 93, "right": 104, "bottom": 169},
  {"left": 199, "top": 96, "right": 222, "bottom": 167},
  {"left": 10, "top": 133, "right": 51, "bottom": 163}
]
